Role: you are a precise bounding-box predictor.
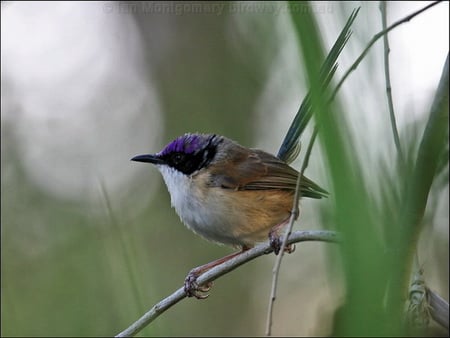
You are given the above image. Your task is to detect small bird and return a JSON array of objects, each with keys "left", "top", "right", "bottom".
[{"left": 131, "top": 133, "right": 327, "bottom": 298}]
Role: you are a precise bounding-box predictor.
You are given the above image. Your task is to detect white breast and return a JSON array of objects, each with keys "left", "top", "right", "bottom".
[{"left": 157, "top": 165, "right": 239, "bottom": 246}]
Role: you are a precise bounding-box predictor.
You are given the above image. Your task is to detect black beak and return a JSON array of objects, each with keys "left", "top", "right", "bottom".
[{"left": 131, "top": 154, "right": 165, "bottom": 165}]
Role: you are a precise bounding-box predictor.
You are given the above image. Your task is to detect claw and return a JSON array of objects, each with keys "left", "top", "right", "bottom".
[
  {"left": 184, "top": 270, "right": 213, "bottom": 299},
  {"left": 183, "top": 247, "right": 248, "bottom": 299},
  {"left": 285, "top": 243, "right": 296, "bottom": 254},
  {"left": 269, "top": 233, "right": 296, "bottom": 255},
  {"left": 268, "top": 218, "right": 292, "bottom": 255},
  {"left": 269, "top": 233, "right": 282, "bottom": 255}
]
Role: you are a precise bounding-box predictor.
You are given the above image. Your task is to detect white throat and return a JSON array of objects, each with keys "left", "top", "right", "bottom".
[{"left": 157, "top": 165, "right": 193, "bottom": 213}]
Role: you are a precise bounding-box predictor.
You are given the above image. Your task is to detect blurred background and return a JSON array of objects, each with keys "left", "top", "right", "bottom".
[{"left": 1, "top": 1, "right": 448, "bottom": 336}]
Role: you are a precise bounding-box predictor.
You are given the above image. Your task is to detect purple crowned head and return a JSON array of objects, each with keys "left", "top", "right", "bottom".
[
  {"left": 158, "top": 133, "right": 216, "bottom": 156},
  {"left": 140, "top": 133, "right": 222, "bottom": 175},
  {"left": 131, "top": 133, "right": 223, "bottom": 175}
]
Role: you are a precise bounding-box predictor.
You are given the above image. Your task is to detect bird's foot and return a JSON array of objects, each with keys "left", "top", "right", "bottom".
[
  {"left": 183, "top": 248, "right": 248, "bottom": 299},
  {"left": 184, "top": 269, "right": 213, "bottom": 299},
  {"left": 269, "top": 232, "right": 296, "bottom": 255}
]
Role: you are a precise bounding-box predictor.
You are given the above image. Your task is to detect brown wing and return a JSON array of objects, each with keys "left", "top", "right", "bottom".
[{"left": 208, "top": 147, "right": 327, "bottom": 199}]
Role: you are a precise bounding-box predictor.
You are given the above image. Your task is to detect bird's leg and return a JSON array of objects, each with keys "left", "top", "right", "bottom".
[
  {"left": 184, "top": 246, "right": 250, "bottom": 299},
  {"left": 268, "top": 218, "right": 296, "bottom": 255}
]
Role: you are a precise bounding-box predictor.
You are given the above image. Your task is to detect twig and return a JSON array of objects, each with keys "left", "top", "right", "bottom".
[
  {"left": 380, "top": 1, "right": 404, "bottom": 164},
  {"left": 379, "top": 1, "right": 411, "bottom": 320},
  {"left": 115, "top": 229, "right": 341, "bottom": 337},
  {"left": 265, "top": 127, "right": 319, "bottom": 336},
  {"left": 331, "top": 1, "right": 442, "bottom": 102},
  {"left": 265, "top": 8, "right": 359, "bottom": 334},
  {"left": 427, "top": 288, "right": 450, "bottom": 330}
]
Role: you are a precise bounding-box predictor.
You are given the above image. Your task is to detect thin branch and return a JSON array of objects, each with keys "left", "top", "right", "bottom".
[
  {"left": 379, "top": 2, "right": 413, "bottom": 323},
  {"left": 265, "top": 8, "right": 359, "bottom": 334},
  {"left": 428, "top": 288, "right": 450, "bottom": 330},
  {"left": 115, "top": 229, "right": 341, "bottom": 337},
  {"left": 380, "top": 1, "right": 404, "bottom": 164},
  {"left": 265, "top": 127, "right": 319, "bottom": 336},
  {"left": 331, "top": 0, "right": 442, "bottom": 102}
]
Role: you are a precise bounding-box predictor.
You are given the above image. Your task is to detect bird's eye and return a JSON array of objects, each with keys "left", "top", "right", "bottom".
[{"left": 172, "top": 153, "right": 184, "bottom": 164}]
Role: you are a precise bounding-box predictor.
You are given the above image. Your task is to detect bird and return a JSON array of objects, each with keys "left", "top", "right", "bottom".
[{"left": 131, "top": 133, "right": 327, "bottom": 298}]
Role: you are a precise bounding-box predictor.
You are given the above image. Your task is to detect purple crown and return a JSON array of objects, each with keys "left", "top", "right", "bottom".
[{"left": 158, "top": 133, "right": 213, "bottom": 156}]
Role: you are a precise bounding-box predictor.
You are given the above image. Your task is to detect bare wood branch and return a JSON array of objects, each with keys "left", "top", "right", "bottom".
[
  {"left": 380, "top": 1, "right": 404, "bottom": 164},
  {"left": 428, "top": 288, "right": 450, "bottom": 330},
  {"left": 115, "top": 229, "right": 340, "bottom": 337},
  {"left": 265, "top": 128, "right": 319, "bottom": 336}
]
